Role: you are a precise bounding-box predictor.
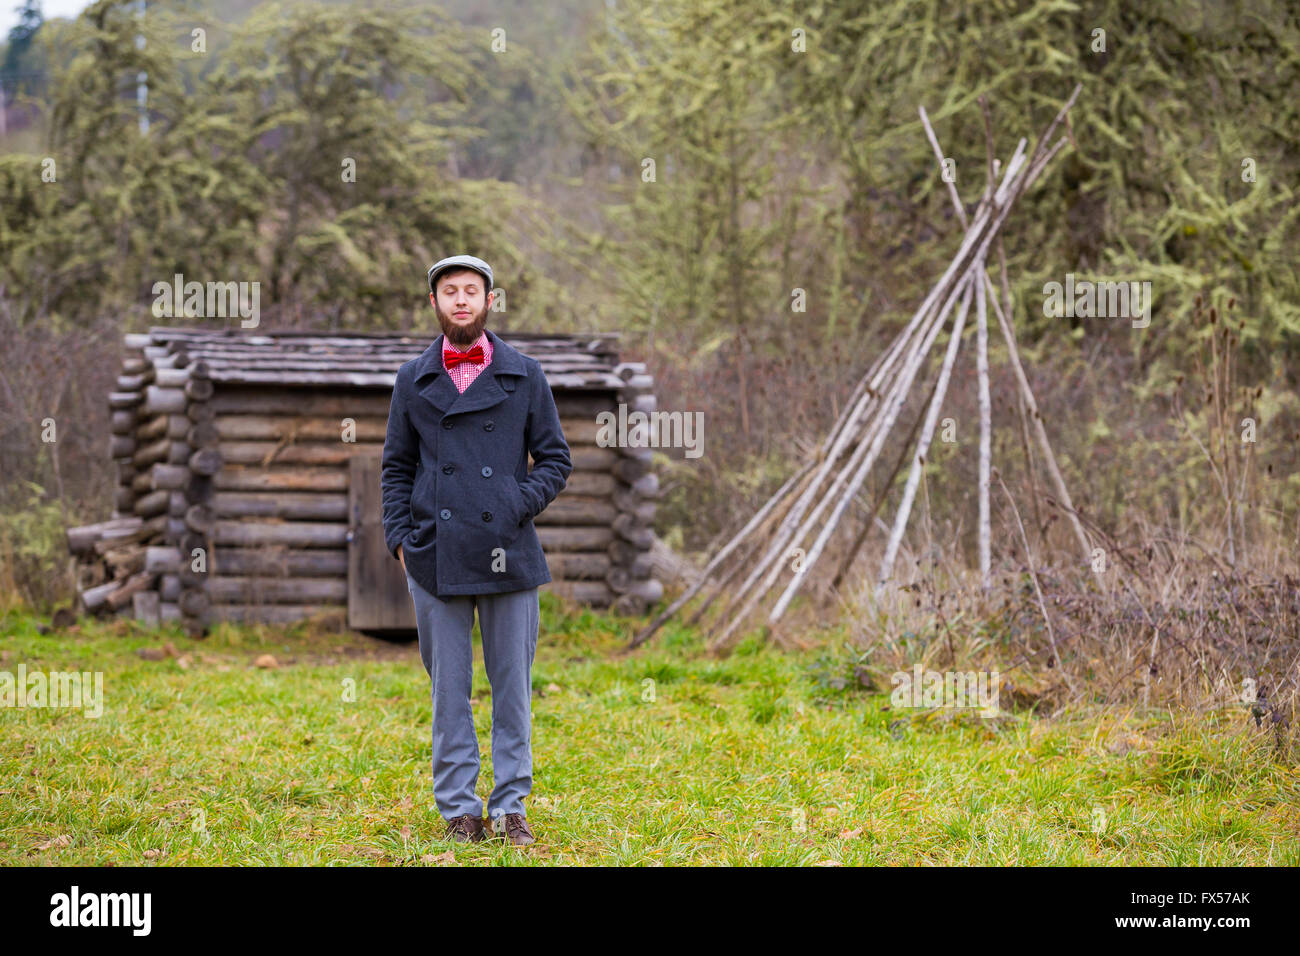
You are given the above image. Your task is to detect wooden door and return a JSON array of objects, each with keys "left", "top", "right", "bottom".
[{"left": 348, "top": 453, "right": 416, "bottom": 630}]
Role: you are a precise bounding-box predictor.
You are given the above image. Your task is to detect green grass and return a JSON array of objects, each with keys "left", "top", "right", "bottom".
[{"left": 1, "top": 598, "right": 1297, "bottom": 866}]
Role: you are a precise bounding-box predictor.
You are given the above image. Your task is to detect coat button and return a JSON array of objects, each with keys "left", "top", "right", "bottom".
[
  {"left": 442, "top": 419, "right": 453, "bottom": 430},
  {"left": 442, "top": 464, "right": 454, "bottom": 474},
  {"left": 440, "top": 508, "right": 451, "bottom": 520},
  {"left": 483, "top": 421, "right": 494, "bottom": 431},
  {"left": 481, "top": 466, "right": 492, "bottom": 477},
  {"left": 481, "top": 511, "right": 493, "bottom": 522}
]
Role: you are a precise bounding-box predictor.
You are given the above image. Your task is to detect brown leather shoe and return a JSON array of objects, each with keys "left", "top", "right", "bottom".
[
  {"left": 444, "top": 813, "right": 486, "bottom": 843},
  {"left": 492, "top": 812, "right": 535, "bottom": 846}
]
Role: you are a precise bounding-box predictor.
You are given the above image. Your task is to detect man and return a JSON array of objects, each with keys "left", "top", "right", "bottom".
[{"left": 381, "top": 254, "right": 572, "bottom": 846}]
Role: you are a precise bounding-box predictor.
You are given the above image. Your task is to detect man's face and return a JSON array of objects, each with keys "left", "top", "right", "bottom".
[{"left": 430, "top": 269, "right": 494, "bottom": 347}]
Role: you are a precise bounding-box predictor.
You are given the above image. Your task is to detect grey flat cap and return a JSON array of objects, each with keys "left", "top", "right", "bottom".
[{"left": 427, "top": 254, "right": 494, "bottom": 294}]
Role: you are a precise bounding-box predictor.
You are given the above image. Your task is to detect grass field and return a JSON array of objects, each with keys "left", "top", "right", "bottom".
[{"left": 1, "top": 596, "right": 1297, "bottom": 866}]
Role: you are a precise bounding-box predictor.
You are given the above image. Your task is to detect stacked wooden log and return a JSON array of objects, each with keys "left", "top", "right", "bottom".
[
  {"left": 81, "top": 332, "right": 223, "bottom": 634},
  {"left": 603, "top": 361, "right": 663, "bottom": 615},
  {"left": 66, "top": 516, "right": 151, "bottom": 617}
]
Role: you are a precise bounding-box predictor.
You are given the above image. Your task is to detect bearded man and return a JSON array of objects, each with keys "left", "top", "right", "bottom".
[{"left": 381, "top": 254, "right": 572, "bottom": 846}]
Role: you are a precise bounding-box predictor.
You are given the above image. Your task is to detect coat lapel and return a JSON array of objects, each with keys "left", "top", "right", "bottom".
[{"left": 414, "top": 329, "right": 528, "bottom": 416}]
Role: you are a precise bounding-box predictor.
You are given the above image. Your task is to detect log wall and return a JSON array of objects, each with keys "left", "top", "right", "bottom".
[{"left": 69, "top": 330, "right": 662, "bottom": 632}]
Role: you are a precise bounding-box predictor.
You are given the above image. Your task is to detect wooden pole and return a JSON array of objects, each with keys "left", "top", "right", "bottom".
[
  {"left": 975, "top": 255, "right": 993, "bottom": 586},
  {"left": 876, "top": 278, "right": 975, "bottom": 589}
]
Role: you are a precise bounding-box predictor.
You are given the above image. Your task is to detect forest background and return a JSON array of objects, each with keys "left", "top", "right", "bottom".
[{"left": 1, "top": 0, "right": 1297, "bottom": 672}]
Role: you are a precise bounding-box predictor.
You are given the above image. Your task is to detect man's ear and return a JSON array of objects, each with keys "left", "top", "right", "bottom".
[
  {"left": 485, "top": 289, "right": 495, "bottom": 309},
  {"left": 429, "top": 291, "right": 437, "bottom": 307}
]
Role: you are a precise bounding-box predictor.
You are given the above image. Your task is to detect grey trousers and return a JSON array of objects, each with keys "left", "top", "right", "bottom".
[{"left": 405, "top": 567, "right": 540, "bottom": 823}]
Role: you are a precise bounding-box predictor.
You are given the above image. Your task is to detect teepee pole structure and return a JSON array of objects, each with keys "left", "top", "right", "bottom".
[
  {"left": 628, "top": 85, "right": 1089, "bottom": 654},
  {"left": 759, "top": 135, "right": 1053, "bottom": 632}
]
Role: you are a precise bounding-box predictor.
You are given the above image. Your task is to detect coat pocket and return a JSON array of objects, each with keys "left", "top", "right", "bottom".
[
  {"left": 410, "top": 468, "right": 433, "bottom": 525},
  {"left": 505, "top": 477, "right": 530, "bottom": 536}
]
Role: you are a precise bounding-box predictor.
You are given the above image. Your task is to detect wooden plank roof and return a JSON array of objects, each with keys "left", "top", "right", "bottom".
[{"left": 135, "top": 326, "right": 632, "bottom": 390}]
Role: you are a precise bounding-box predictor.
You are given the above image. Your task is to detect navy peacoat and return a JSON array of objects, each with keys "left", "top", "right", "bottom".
[{"left": 380, "top": 329, "right": 573, "bottom": 598}]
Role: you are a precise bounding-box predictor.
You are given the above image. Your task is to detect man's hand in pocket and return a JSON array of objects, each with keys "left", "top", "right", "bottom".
[{"left": 398, "top": 545, "right": 406, "bottom": 572}]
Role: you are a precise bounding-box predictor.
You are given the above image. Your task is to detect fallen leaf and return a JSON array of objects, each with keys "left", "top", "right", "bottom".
[{"left": 31, "top": 834, "right": 71, "bottom": 853}]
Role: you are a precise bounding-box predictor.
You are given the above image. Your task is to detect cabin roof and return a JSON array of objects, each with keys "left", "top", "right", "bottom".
[{"left": 140, "top": 326, "right": 631, "bottom": 390}]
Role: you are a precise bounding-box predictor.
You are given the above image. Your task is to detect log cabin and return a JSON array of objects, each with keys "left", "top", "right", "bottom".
[{"left": 66, "top": 327, "right": 662, "bottom": 635}]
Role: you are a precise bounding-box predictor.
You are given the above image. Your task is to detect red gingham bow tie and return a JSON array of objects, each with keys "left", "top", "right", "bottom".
[{"left": 443, "top": 345, "right": 484, "bottom": 369}]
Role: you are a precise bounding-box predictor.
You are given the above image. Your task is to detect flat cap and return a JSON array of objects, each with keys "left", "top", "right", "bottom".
[{"left": 427, "top": 254, "right": 494, "bottom": 295}]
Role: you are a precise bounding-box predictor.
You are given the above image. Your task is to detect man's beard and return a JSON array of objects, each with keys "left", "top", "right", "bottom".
[{"left": 434, "top": 299, "right": 489, "bottom": 348}]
